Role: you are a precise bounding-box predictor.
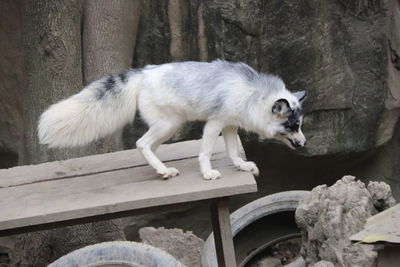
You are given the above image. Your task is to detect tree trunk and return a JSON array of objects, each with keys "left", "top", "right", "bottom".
[
  {"left": 82, "top": 0, "right": 141, "bottom": 153},
  {"left": 13, "top": 1, "right": 125, "bottom": 266},
  {"left": 0, "top": 0, "right": 24, "bottom": 169}
]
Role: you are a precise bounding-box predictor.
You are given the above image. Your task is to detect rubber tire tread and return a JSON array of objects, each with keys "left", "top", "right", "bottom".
[{"left": 48, "top": 241, "right": 186, "bottom": 267}]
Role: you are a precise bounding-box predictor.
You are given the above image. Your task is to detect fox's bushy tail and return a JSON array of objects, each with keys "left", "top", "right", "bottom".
[{"left": 38, "top": 70, "right": 141, "bottom": 148}]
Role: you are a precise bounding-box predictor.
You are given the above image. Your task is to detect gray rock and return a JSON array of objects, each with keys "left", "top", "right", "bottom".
[
  {"left": 310, "top": 261, "right": 335, "bottom": 267},
  {"left": 295, "top": 176, "right": 396, "bottom": 267},
  {"left": 139, "top": 227, "right": 204, "bottom": 267},
  {"left": 367, "top": 181, "right": 396, "bottom": 211}
]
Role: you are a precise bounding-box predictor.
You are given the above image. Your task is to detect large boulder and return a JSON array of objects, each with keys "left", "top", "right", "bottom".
[{"left": 295, "top": 175, "right": 396, "bottom": 266}]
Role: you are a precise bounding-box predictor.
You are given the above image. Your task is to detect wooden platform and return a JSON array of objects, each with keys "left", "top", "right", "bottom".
[
  {"left": 0, "top": 137, "right": 257, "bottom": 234},
  {"left": 0, "top": 137, "right": 257, "bottom": 266}
]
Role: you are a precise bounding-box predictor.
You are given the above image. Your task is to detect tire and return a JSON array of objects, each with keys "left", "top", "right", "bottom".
[
  {"left": 48, "top": 241, "right": 186, "bottom": 267},
  {"left": 201, "top": 191, "right": 309, "bottom": 267}
]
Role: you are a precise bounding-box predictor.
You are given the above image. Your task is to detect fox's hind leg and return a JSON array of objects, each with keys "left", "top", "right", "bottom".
[
  {"left": 222, "top": 126, "right": 259, "bottom": 176},
  {"left": 199, "top": 120, "right": 225, "bottom": 180},
  {"left": 136, "top": 120, "right": 181, "bottom": 179}
]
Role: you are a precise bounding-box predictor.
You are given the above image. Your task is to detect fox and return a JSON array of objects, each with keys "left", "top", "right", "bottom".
[{"left": 38, "top": 60, "right": 307, "bottom": 180}]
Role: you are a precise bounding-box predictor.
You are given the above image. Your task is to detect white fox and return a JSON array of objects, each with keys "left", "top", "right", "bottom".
[{"left": 38, "top": 60, "right": 306, "bottom": 180}]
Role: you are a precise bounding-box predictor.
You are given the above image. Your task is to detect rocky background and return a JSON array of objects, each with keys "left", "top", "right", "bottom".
[
  {"left": 296, "top": 176, "right": 396, "bottom": 267},
  {"left": 1, "top": 0, "right": 400, "bottom": 266}
]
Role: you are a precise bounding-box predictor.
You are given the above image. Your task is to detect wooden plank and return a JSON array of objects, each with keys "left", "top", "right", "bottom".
[
  {"left": 0, "top": 154, "right": 257, "bottom": 232},
  {"left": 0, "top": 201, "right": 204, "bottom": 237},
  {"left": 210, "top": 197, "right": 237, "bottom": 267},
  {"left": 350, "top": 204, "right": 400, "bottom": 244},
  {"left": 365, "top": 204, "right": 400, "bottom": 227},
  {"left": 0, "top": 138, "right": 226, "bottom": 188}
]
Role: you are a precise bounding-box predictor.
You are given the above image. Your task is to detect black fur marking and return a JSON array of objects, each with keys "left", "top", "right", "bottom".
[
  {"left": 283, "top": 108, "right": 303, "bottom": 132},
  {"left": 294, "top": 90, "right": 307, "bottom": 103},
  {"left": 118, "top": 68, "right": 142, "bottom": 83},
  {"left": 104, "top": 75, "right": 116, "bottom": 91},
  {"left": 96, "top": 75, "right": 117, "bottom": 100},
  {"left": 96, "top": 68, "right": 143, "bottom": 100},
  {"left": 287, "top": 137, "right": 301, "bottom": 148},
  {"left": 118, "top": 71, "right": 128, "bottom": 83}
]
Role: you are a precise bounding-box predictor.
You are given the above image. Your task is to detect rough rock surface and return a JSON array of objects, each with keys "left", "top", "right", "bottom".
[
  {"left": 296, "top": 175, "right": 396, "bottom": 267},
  {"left": 139, "top": 227, "right": 204, "bottom": 267},
  {"left": 367, "top": 181, "right": 397, "bottom": 211},
  {"left": 206, "top": 0, "right": 400, "bottom": 155},
  {"left": 311, "top": 261, "right": 335, "bottom": 267}
]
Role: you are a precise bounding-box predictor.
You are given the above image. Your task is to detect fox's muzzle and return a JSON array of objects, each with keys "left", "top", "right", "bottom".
[
  {"left": 288, "top": 130, "right": 306, "bottom": 148},
  {"left": 287, "top": 137, "right": 305, "bottom": 148}
]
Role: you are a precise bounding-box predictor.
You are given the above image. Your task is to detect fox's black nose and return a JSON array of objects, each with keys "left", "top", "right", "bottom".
[
  {"left": 293, "top": 141, "right": 302, "bottom": 148},
  {"left": 287, "top": 138, "right": 302, "bottom": 148}
]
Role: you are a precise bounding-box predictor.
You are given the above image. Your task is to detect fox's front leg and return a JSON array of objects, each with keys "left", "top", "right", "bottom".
[
  {"left": 136, "top": 120, "right": 180, "bottom": 179},
  {"left": 222, "top": 126, "right": 259, "bottom": 176},
  {"left": 199, "top": 120, "right": 225, "bottom": 180}
]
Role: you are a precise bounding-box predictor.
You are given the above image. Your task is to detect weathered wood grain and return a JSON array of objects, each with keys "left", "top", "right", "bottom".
[
  {"left": 211, "top": 197, "right": 237, "bottom": 267},
  {"left": 0, "top": 137, "right": 226, "bottom": 188},
  {"left": 0, "top": 138, "right": 257, "bottom": 233}
]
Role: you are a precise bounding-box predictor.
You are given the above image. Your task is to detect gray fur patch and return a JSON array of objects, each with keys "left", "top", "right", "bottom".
[
  {"left": 208, "top": 94, "right": 225, "bottom": 114},
  {"left": 225, "top": 61, "right": 259, "bottom": 81},
  {"left": 143, "top": 60, "right": 288, "bottom": 119}
]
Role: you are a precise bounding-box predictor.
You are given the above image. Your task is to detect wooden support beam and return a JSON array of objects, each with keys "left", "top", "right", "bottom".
[{"left": 210, "top": 197, "right": 237, "bottom": 267}]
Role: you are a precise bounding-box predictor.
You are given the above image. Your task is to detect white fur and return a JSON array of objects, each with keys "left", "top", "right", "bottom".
[
  {"left": 38, "top": 60, "right": 306, "bottom": 179},
  {"left": 38, "top": 76, "right": 140, "bottom": 148}
]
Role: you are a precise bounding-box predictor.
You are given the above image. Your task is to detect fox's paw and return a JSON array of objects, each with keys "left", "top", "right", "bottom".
[
  {"left": 238, "top": 161, "right": 259, "bottom": 176},
  {"left": 157, "top": 167, "right": 180, "bottom": 179},
  {"left": 202, "top": 169, "right": 222, "bottom": 180}
]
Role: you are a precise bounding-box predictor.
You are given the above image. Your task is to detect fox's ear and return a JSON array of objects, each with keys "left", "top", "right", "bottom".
[
  {"left": 272, "top": 99, "right": 291, "bottom": 117},
  {"left": 294, "top": 90, "right": 307, "bottom": 103}
]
